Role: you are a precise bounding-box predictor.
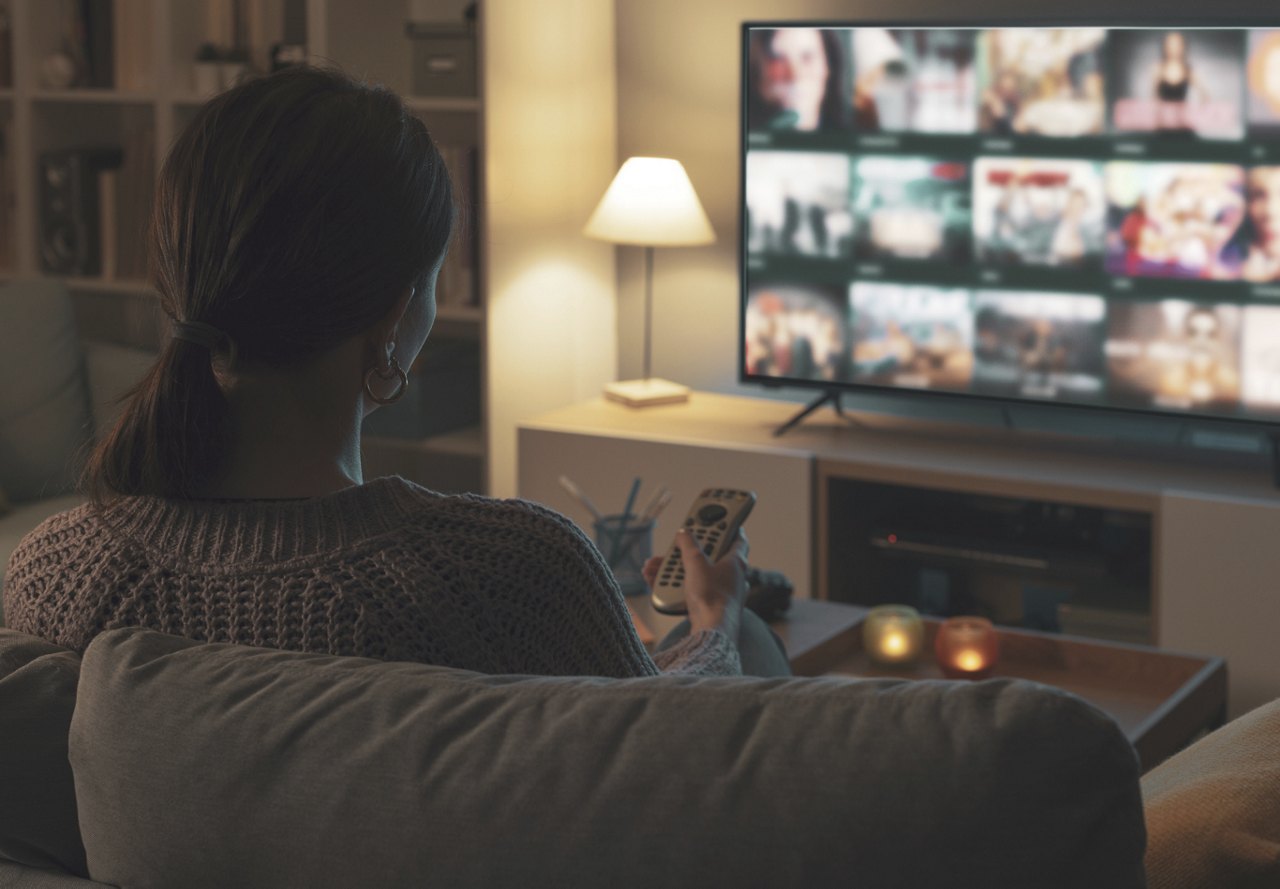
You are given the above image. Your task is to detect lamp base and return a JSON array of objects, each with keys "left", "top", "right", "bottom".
[{"left": 603, "top": 378, "right": 691, "bottom": 408}]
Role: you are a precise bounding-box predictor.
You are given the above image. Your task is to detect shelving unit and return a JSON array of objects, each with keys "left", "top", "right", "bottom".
[{"left": 2, "top": 0, "right": 487, "bottom": 494}]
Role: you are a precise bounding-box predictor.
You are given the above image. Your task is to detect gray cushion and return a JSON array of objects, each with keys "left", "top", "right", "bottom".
[
  {"left": 81, "top": 341, "right": 153, "bottom": 439},
  {"left": 71, "top": 627, "right": 1145, "bottom": 889},
  {"left": 0, "top": 861, "right": 109, "bottom": 889},
  {"left": 0, "top": 631, "right": 86, "bottom": 877},
  {"left": 0, "top": 281, "right": 91, "bottom": 503}
]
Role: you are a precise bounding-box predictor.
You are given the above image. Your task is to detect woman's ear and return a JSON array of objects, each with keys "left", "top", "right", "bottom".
[{"left": 365, "top": 287, "right": 416, "bottom": 362}]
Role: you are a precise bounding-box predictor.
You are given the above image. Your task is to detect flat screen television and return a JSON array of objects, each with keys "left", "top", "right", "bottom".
[{"left": 740, "top": 23, "right": 1280, "bottom": 426}]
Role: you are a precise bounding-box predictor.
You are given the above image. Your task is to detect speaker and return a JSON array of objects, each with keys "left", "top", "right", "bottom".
[{"left": 39, "top": 148, "right": 123, "bottom": 276}]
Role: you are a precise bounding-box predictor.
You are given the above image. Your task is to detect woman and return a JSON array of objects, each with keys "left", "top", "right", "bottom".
[
  {"left": 1221, "top": 166, "right": 1280, "bottom": 282},
  {"left": 4, "top": 66, "right": 781, "bottom": 679},
  {"left": 1151, "top": 31, "right": 1204, "bottom": 134},
  {"left": 747, "top": 28, "right": 851, "bottom": 132}
]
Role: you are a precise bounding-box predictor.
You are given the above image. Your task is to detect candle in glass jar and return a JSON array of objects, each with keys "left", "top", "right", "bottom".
[
  {"left": 863, "top": 605, "right": 924, "bottom": 666},
  {"left": 935, "top": 616, "right": 1000, "bottom": 679}
]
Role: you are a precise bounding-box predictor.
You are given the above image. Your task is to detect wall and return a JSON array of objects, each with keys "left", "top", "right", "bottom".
[{"left": 483, "top": 0, "right": 619, "bottom": 498}]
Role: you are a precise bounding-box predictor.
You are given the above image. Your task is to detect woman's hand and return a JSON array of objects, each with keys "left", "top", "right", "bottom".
[{"left": 642, "top": 529, "right": 748, "bottom": 640}]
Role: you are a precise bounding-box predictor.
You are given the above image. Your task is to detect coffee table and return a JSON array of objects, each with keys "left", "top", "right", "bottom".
[{"left": 630, "top": 596, "right": 1227, "bottom": 772}]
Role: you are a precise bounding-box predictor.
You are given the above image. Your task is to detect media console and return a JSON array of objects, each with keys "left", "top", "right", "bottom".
[{"left": 518, "top": 391, "right": 1280, "bottom": 719}]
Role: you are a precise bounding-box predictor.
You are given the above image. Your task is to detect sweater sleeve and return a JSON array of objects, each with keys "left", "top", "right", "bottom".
[{"left": 483, "top": 500, "right": 742, "bottom": 678}]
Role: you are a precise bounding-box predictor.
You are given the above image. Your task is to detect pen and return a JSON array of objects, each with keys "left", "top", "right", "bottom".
[{"left": 558, "top": 475, "right": 602, "bottom": 521}]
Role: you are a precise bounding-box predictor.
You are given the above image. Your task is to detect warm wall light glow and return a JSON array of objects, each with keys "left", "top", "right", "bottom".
[{"left": 583, "top": 157, "right": 716, "bottom": 247}]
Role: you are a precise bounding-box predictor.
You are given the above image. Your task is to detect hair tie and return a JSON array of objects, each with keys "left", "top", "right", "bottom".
[{"left": 172, "top": 320, "right": 237, "bottom": 365}]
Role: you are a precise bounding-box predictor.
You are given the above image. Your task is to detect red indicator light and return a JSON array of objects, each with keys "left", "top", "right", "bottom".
[{"left": 887, "top": 534, "right": 898, "bottom": 544}]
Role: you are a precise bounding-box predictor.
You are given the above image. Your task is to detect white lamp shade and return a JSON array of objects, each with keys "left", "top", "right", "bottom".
[{"left": 583, "top": 157, "right": 716, "bottom": 247}]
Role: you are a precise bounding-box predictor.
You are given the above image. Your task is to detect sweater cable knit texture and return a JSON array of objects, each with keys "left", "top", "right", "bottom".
[{"left": 2, "top": 477, "right": 740, "bottom": 677}]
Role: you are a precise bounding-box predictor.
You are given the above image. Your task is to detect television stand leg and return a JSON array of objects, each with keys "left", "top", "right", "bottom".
[
  {"left": 1270, "top": 430, "right": 1280, "bottom": 490},
  {"left": 774, "top": 390, "right": 841, "bottom": 438}
]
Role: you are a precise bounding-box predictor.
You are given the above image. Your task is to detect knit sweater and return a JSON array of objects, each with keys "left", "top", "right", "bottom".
[{"left": 2, "top": 476, "right": 741, "bottom": 677}]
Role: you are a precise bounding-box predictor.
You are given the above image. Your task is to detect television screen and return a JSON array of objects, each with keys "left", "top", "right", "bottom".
[{"left": 742, "top": 24, "right": 1280, "bottom": 424}]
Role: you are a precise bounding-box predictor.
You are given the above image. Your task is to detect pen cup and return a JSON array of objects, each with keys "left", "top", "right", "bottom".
[{"left": 594, "top": 515, "right": 655, "bottom": 597}]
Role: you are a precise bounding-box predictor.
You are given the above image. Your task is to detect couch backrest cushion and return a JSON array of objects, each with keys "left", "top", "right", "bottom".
[
  {"left": 70, "top": 627, "right": 1146, "bottom": 889},
  {"left": 0, "top": 280, "right": 91, "bottom": 503},
  {"left": 0, "top": 630, "right": 87, "bottom": 876},
  {"left": 1142, "top": 696, "right": 1280, "bottom": 888},
  {"left": 81, "top": 340, "right": 154, "bottom": 440}
]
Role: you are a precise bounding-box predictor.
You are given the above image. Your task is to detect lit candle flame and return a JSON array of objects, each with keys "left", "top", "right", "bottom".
[
  {"left": 954, "top": 649, "right": 985, "bottom": 672},
  {"left": 881, "top": 631, "right": 908, "bottom": 657}
]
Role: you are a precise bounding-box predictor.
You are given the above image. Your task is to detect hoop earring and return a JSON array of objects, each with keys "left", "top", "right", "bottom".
[{"left": 363, "top": 355, "right": 409, "bottom": 405}]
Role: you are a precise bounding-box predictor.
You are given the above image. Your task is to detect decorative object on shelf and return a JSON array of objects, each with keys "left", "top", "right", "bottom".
[
  {"left": 38, "top": 148, "right": 123, "bottom": 276},
  {"left": 584, "top": 157, "right": 715, "bottom": 408},
  {"left": 406, "top": 0, "right": 477, "bottom": 97},
  {"left": 40, "top": 47, "right": 78, "bottom": 90},
  {"left": 935, "top": 616, "right": 1000, "bottom": 679},
  {"left": 863, "top": 605, "right": 924, "bottom": 666},
  {"left": 193, "top": 42, "right": 221, "bottom": 96}
]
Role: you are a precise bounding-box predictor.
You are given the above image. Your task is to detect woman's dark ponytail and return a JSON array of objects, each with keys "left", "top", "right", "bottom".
[
  {"left": 82, "top": 65, "right": 455, "bottom": 502},
  {"left": 87, "top": 338, "right": 233, "bottom": 500}
]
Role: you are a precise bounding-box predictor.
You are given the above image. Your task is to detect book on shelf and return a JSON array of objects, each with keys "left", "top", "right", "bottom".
[
  {"left": 113, "top": 115, "right": 154, "bottom": 280},
  {"left": 0, "top": 116, "right": 11, "bottom": 270},
  {"left": 112, "top": 0, "right": 150, "bottom": 92},
  {"left": 0, "top": 2, "right": 12, "bottom": 90},
  {"left": 98, "top": 168, "right": 117, "bottom": 279},
  {"left": 75, "top": 0, "right": 115, "bottom": 89},
  {"left": 436, "top": 144, "right": 479, "bottom": 308}
]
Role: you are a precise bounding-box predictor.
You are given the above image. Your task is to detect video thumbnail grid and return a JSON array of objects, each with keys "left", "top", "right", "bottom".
[
  {"left": 746, "top": 152, "right": 1280, "bottom": 285},
  {"left": 746, "top": 27, "right": 1280, "bottom": 145},
  {"left": 744, "top": 283, "right": 1280, "bottom": 418}
]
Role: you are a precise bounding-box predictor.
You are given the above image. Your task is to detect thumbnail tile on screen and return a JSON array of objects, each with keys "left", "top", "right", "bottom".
[
  {"left": 1105, "top": 300, "right": 1241, "bottom": 412},
  {"left": 1104, "top": 162, "right": 1245, "bottom": 280},
  {"left": 850, "top": 283, "right": 973, "bottom": 390},
  {"left": 1242, "top": 305, "right": 1280, "bottom": 412},
  {"left": 973, "top": 158, "right": 1105, "bottom": 269},
  {"left": 746, "top": 151, "right": 853, "bottom": 259},
  {"left": 747, "top": 28, "right": 855, "bottom": 132},
  {"left": 852, "top": 29, "right": 977, "bottom": 134},
  {"left": 852, "top": 156, "right": 971, "bottom": 262},
  {"left": 745, "top": 284, "right": 850, "bottom": 382},
  {"left": 1222, "top": 167, "right": 1280, "bottom": 283},
  {"left": 977, "top": 29, "right": 1106, "bottom": 137},
  {"left": 1108, "top": 29, "right": 1245, "bottom": 140},
  {"left": 1248, "top": 31, "right": 1280, "bottom": 139},
  {"left": 972, "top": 291, "right": 1107, "bottom": 401}
]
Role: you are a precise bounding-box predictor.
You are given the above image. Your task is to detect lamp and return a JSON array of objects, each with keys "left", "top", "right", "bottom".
[{"left": 585, "top": 157, "right": 715, "bottom": 407}]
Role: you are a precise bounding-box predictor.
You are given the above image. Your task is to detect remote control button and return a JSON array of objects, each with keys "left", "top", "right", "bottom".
[
  {"left": 702, "top": 544, "right": 713, "bottom": 555},
  {"left": 684, "top": 517, "right": 694, "bottom": 526},
  {"left": 718, "top": 521, "right": 727, "bottom": 530},
  {"left": 697, "top": 504, "right": 728, "bottom": 524}
]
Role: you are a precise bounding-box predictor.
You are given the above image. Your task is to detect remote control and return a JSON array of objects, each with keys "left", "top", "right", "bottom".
[{"left": 651, "top": 488, "right": 757, "bottom": 615}]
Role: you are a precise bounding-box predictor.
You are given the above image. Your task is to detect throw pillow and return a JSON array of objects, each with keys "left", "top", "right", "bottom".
[
  {"left": 1143, "top": 697, "right": 1280, "bottom": 889},
  {"left": 0, "top": 630, "right": 88, "bottom": 876}
]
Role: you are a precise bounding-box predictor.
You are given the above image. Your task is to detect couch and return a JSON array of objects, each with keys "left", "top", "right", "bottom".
[
  {"left": 1, "top": 624, "right": 1153, "bottom": 889},
  {"left": 0, "top": 279, "right": 153, "bottom": 611}
]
